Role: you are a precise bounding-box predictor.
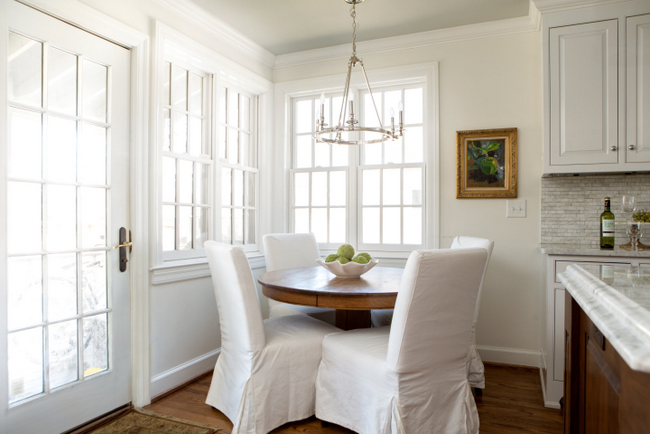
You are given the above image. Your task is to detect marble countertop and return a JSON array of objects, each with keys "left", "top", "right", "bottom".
[
  {"left": 541, "top": 243, "right": 650, "bottom": 258},
  {"left": 559, "top": 264, "right": 650, "bottom": 373}
]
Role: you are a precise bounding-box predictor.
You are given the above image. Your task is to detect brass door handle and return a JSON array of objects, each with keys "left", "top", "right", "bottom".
[{"left": 113, "top": 241, "right": 133, "bottom": 249}]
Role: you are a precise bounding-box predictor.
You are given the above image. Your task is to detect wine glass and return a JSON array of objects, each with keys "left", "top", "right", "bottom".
[
  {"left": 621, "top": 196, "right": 637, "bottom": 249},
  {"left": 626, "top": 221, "right": 642, "bottom": 251}
]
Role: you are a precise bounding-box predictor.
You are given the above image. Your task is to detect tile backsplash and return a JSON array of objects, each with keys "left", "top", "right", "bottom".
[{"left": 541, "top": 173, "right": 650, "bottom": 247}]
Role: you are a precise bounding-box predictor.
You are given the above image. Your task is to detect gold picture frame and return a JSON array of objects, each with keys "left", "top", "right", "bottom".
[{"left": 456, "top": 127, "right": 517, "bottom": 199}]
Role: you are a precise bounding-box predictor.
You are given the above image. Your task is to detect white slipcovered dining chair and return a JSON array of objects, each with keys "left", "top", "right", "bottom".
[
  {"left": 370, "top": 236, "right": 494, "bottom": 392},
  {"left": 315, "top": 248, "right": 488, "bottom": 434},
  {"left": 263, "top": 233, "right": 336, "bottom": 325},
  {"left": 204, "top": 241, "right": 339, "bottom": 434}
]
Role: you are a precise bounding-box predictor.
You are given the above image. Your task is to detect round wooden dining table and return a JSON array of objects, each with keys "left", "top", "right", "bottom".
[{"left": 257, "top": 265, "right": 403, "bottom": 330}]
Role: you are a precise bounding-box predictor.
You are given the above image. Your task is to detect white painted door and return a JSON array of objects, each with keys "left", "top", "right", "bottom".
[
  {"left": 3, "top": 2, "right": 131, "bottom": 433},
  {"left": 626, "top": 14, "right": 650, "bottom": 163},
  {"left": 549, "top": 20, "right": 618, "bottom": 166}
]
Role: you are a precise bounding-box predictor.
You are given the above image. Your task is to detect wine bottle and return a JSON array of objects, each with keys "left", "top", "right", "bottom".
[{"left": 600, "top": 197, "right": 615, "bottom": 249}]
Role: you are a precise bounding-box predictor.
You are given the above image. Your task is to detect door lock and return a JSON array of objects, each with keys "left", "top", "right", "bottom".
[{"left": 114, "top": 227, "right": 132, "bottom": 272}]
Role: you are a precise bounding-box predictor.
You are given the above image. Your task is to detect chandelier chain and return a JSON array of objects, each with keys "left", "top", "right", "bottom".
[{"left": 350, "top": 3, "right": 357, "bottom": 57}]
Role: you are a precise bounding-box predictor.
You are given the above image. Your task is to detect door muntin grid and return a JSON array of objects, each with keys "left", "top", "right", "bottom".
[{"left": 7, "top": 31, "right": 112, "bottom": 405}]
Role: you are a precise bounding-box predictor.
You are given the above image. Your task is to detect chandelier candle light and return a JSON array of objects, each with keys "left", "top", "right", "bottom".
[{"left": 314, "top": 0, "right": 404, "bottom": 145}]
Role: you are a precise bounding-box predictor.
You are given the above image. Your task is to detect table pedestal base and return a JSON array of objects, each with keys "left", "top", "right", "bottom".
[{"left": 336, "top": 310, "right": 371, "bottom": 330}]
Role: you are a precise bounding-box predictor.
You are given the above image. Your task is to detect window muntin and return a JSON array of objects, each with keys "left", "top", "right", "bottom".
[
  {"left": 359, "top": 85, "right": 425, "bottom": 249},
  {"left": 291, "top": 94, "right": 349, "bottom": 246},
  {"left": 161, "top": 61, "right": 211, "bottom": 257},
  {"left": 217, "top": 85, "right": 258, "bottom": 248},
  {"left": 290, "top": 84, "right": 425, "bottom": 251}
]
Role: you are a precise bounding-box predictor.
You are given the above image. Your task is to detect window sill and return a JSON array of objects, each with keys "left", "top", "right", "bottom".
[{"left": 151, "top": 252, "right": 266, "bottom": 285}]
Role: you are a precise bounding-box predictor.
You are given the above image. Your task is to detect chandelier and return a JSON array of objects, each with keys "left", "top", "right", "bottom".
[{"left": 314, "top": 0, "right": 404, "bottom": 145}]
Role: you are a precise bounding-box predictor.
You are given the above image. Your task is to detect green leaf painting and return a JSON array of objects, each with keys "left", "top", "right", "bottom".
[{"left": 466, "top": 139, "right": 505, "bottom": 188}]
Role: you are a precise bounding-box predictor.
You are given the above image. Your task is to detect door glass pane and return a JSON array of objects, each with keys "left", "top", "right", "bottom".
[
  {"left": 383, "top": 208, "right": 401, "bottom": 244},
  {"left": 8, "top": 32, "right": 42, "bottom": 107},
  {"left": 8, "top": 256, "right": 42, "bottom": 331},
  {"left": 8, "top": 182, "right": 42, "bottom": 254},
  {"left": 83, "top": 314, "right": 107, "bottom": 377},
  {"left": 9, "top": 328, "right": 43, "bottom": 404},
  {"left": 82, "top": 251, "right": 107, "bottom": 313},
  {"left": 178, "top": 206, "right": 192, "bottom": 250},
  {"left": 162, "top": 205, "right": 176, "bottom": 251},
  {"left": 47, "top": 185, "right": 76, "bottom": 251},
  {"left": 49, "top": 320, "right": 78, "bottom": 389},
  {"left": 48, "top": 47, "right": 77, "bottom": 116},
  {"left": 82, "top": 59, "right": 107, "bottom": 122},
  {"left": 80, "top": 187, "right": 106, "bottom": 249},
  {"left": 48, "top": 253, "right": 77, "bottom": 322},
  {"left": 47, "top": 116, "right": 77, "bottom": 183},
  {"left": 79, "top": 124, "right": 106, "bottom": 185},
  {"left": 9, "top": 108, "right": 42, "bottom": 179}
]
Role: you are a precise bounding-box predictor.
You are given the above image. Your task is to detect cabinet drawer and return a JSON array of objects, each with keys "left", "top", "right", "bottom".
[{"left": 554, "top": 260, "right": 631, "bottom": 283}]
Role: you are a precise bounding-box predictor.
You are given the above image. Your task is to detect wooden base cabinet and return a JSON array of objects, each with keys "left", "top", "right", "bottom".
[{"left": 564, "top": 292, "right": 650, "bottom": 433}]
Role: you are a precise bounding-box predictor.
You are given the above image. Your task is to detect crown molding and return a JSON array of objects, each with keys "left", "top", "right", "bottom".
[
  {"left": 532, "top": 0, "right": 631, "bottom": 14},
  {"left": 274, "top": 2, "right": 542, "bottom": 69},
  {"left": 153, "top": 0, "right": 276, "bottom": 68}
]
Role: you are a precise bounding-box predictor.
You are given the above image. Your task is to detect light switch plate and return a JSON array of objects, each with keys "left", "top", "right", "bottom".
[{"left": 507, "top": 199, "right": 526, "bottom": 218}]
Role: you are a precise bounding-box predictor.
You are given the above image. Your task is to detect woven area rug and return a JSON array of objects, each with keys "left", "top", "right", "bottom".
[{"left": 90, "top": 408, "right": 221, "bottom": 434}]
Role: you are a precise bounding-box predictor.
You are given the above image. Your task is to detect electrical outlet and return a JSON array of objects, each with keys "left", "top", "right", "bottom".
[{"left": 507, "top": 199, "right": 526, "bottom": 218}]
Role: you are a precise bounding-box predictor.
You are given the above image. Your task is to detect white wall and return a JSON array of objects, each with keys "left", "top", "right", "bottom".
[{"left": 274, "top": 31, "right": 544, "bottom": 365}]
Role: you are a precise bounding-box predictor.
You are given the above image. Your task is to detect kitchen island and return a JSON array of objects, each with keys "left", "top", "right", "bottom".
[{"left": 559, "top": 264, "right": 650, "bottom": 433}]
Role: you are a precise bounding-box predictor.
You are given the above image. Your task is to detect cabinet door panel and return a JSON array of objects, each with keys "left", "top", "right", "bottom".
[
  {"left": 626, "top": 14, "right": 650, "bottom": 163},
  {"left": 585, "top": 338, "right": 620, "bottom": 434},
  {"left": 550, "top": 21, "right": 618, "bottom": 166}
]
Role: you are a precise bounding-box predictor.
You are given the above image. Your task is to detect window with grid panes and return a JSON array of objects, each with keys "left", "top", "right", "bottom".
[
  {"left": 161, "top": 62, "right": 211, "bottom": 257},
  {"left": 290, "top": 84, "right": 425, "bottom": 250},
  {"left": 359, "top": 85, "right": 425, "bottom": 249},
  {"left": 217, "top": 85, "right": 258, "bottom": 247},
  {"left": 291, "top": 94, "right": 349, "bottom": 246}
]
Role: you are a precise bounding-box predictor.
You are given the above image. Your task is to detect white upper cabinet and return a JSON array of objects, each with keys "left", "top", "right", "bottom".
[
  {"left": 549, "top": 20, "right": 618, "bottom": 167},
  {"left": 627, "top": 14, "right": 650, "bottom": 164},
  {"left": 543, "top": 2, "right": 650, "bottom": 175}
]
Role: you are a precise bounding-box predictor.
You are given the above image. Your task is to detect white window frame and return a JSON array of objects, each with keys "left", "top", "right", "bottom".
[
  {"left": 275, "top": 62, "right": 440, "bottom": 259},
  {"left": 151, "top": 23, "right": 271, "bottom": 283}
]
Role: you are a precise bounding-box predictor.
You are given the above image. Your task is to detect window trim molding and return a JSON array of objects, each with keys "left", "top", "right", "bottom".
[
  {"left": 151, "top": 22, "right": 272, "bottom": 278},
  {"left": 273, "top": 62, "right": 440, "bottom": 249}
]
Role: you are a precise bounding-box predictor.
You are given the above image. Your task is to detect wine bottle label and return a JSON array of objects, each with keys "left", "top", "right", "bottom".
[
  {"left": 601, "top": 265, "right": 614, "bottom": 280},
  {"left": 602, "top": 221, "right": 615, "bottom": 231}
]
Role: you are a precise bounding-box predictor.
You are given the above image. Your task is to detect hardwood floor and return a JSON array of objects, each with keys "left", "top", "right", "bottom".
[{"left": 144, "top": 363, "right": 563, "bottom": 433}]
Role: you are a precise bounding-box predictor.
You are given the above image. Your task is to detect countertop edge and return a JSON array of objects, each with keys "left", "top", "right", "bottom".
[
  {"left": 559, "top": 265, "right": 650, "bottom": 373},
  {"left": 541, "top": 243, "right": 650, "bottom": 257}
]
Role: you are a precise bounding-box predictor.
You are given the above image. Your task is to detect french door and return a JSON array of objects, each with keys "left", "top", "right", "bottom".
[{"left": 3, "top": 2, "right": 131, "bottom": 433}]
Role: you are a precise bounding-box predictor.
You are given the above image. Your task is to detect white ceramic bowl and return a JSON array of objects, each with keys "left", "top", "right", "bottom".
[{"left": 316, "top": 257, "right": 379, "bottom": 278}]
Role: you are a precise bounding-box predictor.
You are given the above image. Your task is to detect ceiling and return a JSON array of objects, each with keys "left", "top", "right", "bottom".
[{"left": 189, "top": 0, "right": 532, "bottom": 55}]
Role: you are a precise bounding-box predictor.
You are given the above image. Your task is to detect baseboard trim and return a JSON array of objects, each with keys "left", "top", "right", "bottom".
[
  {"left": 477, "top": 345, "right": 542, "bottom": 367},
  {"left": 150, "top": 349, "right": 220, "bottom": 398}
]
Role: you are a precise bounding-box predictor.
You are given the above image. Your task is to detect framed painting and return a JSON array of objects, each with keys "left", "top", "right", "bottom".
[{"left": 456, "top": 127, "right": 517, "bottom": 199}]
